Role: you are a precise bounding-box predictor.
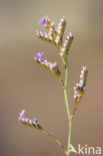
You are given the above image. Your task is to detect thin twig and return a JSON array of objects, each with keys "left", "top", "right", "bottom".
[{"left": 40, "top": 129, "right": 67, "bottom": 155}]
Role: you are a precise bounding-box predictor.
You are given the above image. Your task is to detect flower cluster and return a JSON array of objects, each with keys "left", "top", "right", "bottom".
[
  {"left": 34, "top": 52, "right": 61, "bottom": 77},
  {"left": 60, "top": 32, "right": 74, "bottom": 57},
  {"left": 74, "top": 66, "right": 88, "bottom": 104},
  {"left": 19, "top": 110, "right": 42, "bottom": 129},
  {"left": 55, "top": 17, "right": 66, "bottom": 45},
  {"left": 57, "top": 17, "right": 66, "bottom": 35},
  {"left": 36, "top": 30, "right": 54, "bottom": 43},
  {"left": 36, "top": 16, "right": 56, "bottom": 44},
  {"left": 36, "top": 16, "right": 74, "bottom": 66}
]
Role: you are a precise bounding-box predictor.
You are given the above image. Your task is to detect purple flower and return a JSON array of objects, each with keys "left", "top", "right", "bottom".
[
  {"left": 19, "top": 110, "right": 25, "bottom": 120},
  {"left": 38, "top": 17, "right": 46, "bottom": 26},
  {"left": 35, "top": 52, "right": 44, "bottom": 62}
]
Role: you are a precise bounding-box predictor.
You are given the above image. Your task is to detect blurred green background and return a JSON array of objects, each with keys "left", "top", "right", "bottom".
[{"left": 0, "top": 0, "right": 103, "bottom": 156}]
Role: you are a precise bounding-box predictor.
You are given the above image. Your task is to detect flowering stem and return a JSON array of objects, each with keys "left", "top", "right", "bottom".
[
  {"left": 68, "top": 119, "right": 72, "bottom": 155},
  {"left": 65, "top": 66, "right": 68, "bottom": 87},
  {"left": 40, "top": 129, "right": 67, "bottom": 155},
  {"left": 63, "top": 88, "right": 70, "bottom": 120},
  {"left": 63, "top": 65, "right": 72, "bottom": 155}
]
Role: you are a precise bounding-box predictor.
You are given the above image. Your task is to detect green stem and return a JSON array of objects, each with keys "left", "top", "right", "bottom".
[
  {"left": 40, "top": 129, "right": 67, "bottom": 155},
  {"left": 64, "top": 66, "right": 70, "bottom": 119},
  {"left": 63, "top": 88, "right": 70, "bottom": 120},
  {"left": 63, "top": 66, "right": 72, "bottom": 156},
  {"left": 68, "top": 120, "right": 72, "bottom": 155},
  {"left": 65, "top": 66, "right": 68, "bottom": 87}
]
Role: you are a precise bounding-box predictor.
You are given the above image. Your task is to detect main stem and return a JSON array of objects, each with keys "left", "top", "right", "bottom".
[{"left": 63, "top": 66, "right": 72, "bottom": 156}]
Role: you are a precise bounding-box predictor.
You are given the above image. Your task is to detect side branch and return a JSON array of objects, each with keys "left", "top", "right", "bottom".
[{"left": 40, "top": 129, "right": 68, "bottom": 155}]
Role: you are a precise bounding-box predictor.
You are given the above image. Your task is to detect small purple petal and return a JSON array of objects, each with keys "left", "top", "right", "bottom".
[
  {"left": 19, "top": 110, "right": 25, "bottom": 120},
  {"left": 35, "top": 52, "right": 44, "bottom": 62},
  {"left": 38, "top": 17, "right": 46, "bottom": 26}
]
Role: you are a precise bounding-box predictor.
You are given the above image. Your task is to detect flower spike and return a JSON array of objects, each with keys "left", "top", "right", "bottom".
[
  {"left": 36, "top": 30, "right": 54, "bottom": 44},
  {"left": 19, "top": 110, "right": 67, "bottom": 154},
  {"left": 70, "top": 66, "right": 88, "bottom": 120},
  {"left": 60, "top": 32, "right": 74, "bottom": 57},
  {"left": 19, "top": 110, "right": 42, "bottom": 129},
  {"left": 56, "top": 17, "right": 66, "bottom": 43},
  {"left": 34, "top": 52, "right": 61, "bottom": 77},
  {"left": 73, "top": 66, "right": 88, "bottom": 105}
]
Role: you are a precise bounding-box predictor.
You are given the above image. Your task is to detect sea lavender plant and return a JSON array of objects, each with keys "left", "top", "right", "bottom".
[{"left": 19, "top": 16, "right": 88, "bottom": 156}]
